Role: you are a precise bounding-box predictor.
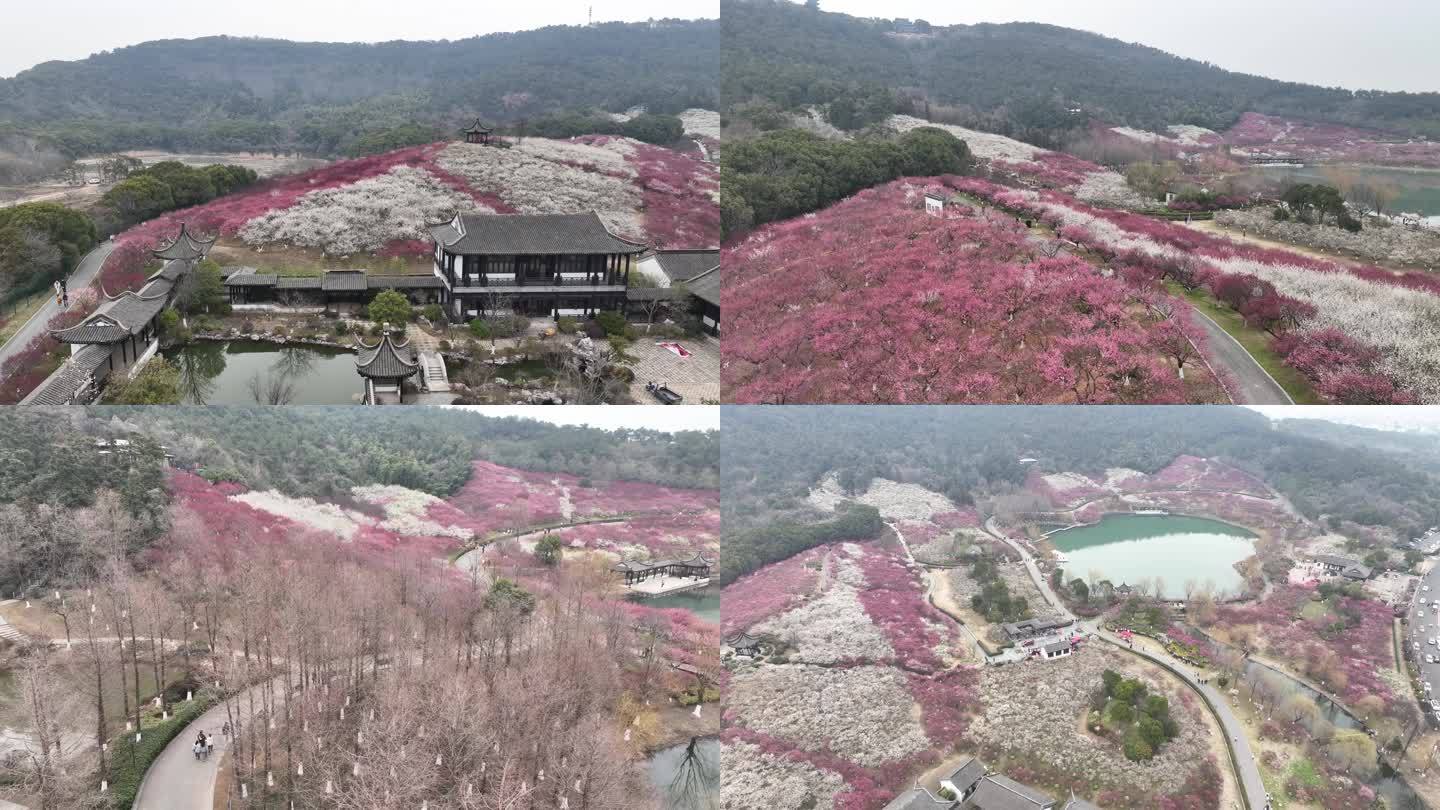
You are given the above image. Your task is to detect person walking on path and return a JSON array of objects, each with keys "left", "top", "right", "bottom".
[
  {"left": 205, "top": 733, "right": 215, "bottom": 760},
  {"left": 193, "top": 739, "right": 203, "bottom": 761}
]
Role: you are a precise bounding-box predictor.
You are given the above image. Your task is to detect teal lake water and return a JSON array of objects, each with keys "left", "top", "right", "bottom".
[
  {"left": 163, "top": 340, "right": 363, "bottom": 405},
  {"left": 1247, "top": 164, "right": 1440, "bottom": 219},
  {"left": 1049, "top": 514, "right": 1256, "bottom": 599},
  {"left": 646, "top": 588, "right": 720, "bottom": 624}
]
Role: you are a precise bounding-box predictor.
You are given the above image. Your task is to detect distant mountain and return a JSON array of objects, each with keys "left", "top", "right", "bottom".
[
  {"left": 723, "top": 0, "right": 1440, "bottom": 140},
  {"left": 1274, "top": 418, "right": 1440, "bottom": 471},
  {"left": 0, "top": 19, "right": 718, "bottom": 156}
]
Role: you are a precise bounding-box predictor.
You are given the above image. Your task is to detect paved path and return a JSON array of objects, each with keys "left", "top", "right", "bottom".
[
  {"left": 1095, "top": 626, "right": 1268, "bottom": 810},
  {"left": 0, "top": 241, "right": 114, "bottom": 364},
  {"left": 1189, "top": 308, "right": 1292, "bottom": 405},
  {"left": 134, "top": 683, "right": 282, "bottom": 810},
  {"left": 0, "top": 600, "right": 29, "bottom": 644},
  {"left": 983, "top": 517, "right": 1267, "bottom": 810}
]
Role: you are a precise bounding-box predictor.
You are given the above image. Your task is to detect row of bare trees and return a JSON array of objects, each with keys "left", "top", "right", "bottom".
[{"left": 5, "top": 492, "right": 698, "bottom": 809}]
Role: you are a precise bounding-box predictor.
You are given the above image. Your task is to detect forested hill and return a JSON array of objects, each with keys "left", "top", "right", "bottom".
[
  {"left": 0, "top": 19, "right": 718, "bottom": 156},
  {"left": 98, "top": 406, "right": 720, "bottom": 498},
  {"left": 722, "top": 406, "right": 1440, "bottom": 545},
  {"left": 723, "top": 0, "right": 1440, "bottom": 139}
]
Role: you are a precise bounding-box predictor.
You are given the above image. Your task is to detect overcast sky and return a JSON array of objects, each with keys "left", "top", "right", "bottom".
[
  {"left": 1248, "top": 406, "right": 1440, "bottom": 432},
  {"left": 445, "top": 405, "right": 718, "bottom": 433},
  {"left": 0, "top": 0, "right": 718, "bottom": 78},
  {"left": 806, "top": 0, "right": 1440, "bottom": 93}
]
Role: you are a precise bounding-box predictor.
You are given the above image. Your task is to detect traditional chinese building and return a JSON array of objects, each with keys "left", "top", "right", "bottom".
[
  {"left": 463, "top": 118, "right": 495, "bottom": 145},
  {"left": 429, "top": 212, "right": 646, "bottom": 321},
  {"left": 631, "top": 248, "right": 720, "bottom": 335},
  {"left": 22, "top": 224, "right": 212, "bottom": 405},
  {"left": 354, "top": 331, "right": 420, "bottom": 405},
  {"left": 224, "top": 269, "right": 443, "bottom": 309},
  {"left": 611, "top": 553, "right": 713, "bottom": 585}
]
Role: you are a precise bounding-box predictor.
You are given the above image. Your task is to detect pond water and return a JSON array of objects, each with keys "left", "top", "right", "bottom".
[
  {"left": 1244, "top": 164, "right": 1440, "bottom": 221},
  {"left": 646, "top": 588, "right": 720, "bottom": 624},
  {"left": 1049, "top": 514, "right": 1256, "bottom": 599},
  {"left": 163, "top": 340, "right": 363, "bottom": 405},
  {"left": 648, "top": 736, "right": 718, "bottom": 810}
]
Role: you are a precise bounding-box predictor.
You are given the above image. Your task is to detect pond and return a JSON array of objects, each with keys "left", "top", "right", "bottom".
[
  {"left": 163, "top": 340, "right": 364, "bottom": 405},
  {"left": 648, "top": 736, "right": 718, "bottom": 810},
  {"left": 645, "top": 588, "right": 720, "bottom": 624},
  {"left": 1049, "top": 514, "right": 1256, "bottom": 599},
  {"left": 1243, "top": 164, "right": 1440, "bottom": 222}
]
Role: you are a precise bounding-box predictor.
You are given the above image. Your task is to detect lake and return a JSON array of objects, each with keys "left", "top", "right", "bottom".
[
  {"left": 1245, "top": 164, "right": 1440, "bottom": 221},
  {"left": 1049, "top": 514, "right": 1257, "bottom": 599},
  {"left": 163, "top": 340, "right": 363, "bottom": 405},
  {"left": 646, "top": 588, "right": 720, "bottom": 624},
  {"left": 648, "top": 736, "right": 719, "bottom": 810}
]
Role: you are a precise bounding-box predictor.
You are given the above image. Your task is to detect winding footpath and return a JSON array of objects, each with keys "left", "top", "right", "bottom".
[
  {"left": 1187, "top": 307, "right": 1293, "bottom": 405},
  {"left": 0, "top": 241, "right": 114, "bottom": 364},
  {"left": 982, "top": 517, "right": 1267, "bottom": 810},
  {"left": 134, "top": 680, "right": 287, "bottom": 810}
]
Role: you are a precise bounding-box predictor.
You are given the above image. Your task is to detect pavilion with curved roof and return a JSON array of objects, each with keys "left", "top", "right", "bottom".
[
  {"left": 22, "top": 224, "right": 212, "bottom": 405},
  {"left": 354, "top": 331, "right": 419, "bottom": 405}
]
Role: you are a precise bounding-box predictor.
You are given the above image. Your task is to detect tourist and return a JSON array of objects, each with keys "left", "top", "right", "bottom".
[
  {"left": 222, "top": 720, "right": 232, "bottom": 738},
  {"left": 206, "top": 732, "right": 215, "bottom": 759},
  {"left": 193, "top": 739, "right": 203, "bottom": 761}
]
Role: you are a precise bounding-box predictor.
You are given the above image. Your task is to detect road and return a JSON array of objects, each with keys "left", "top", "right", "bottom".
[
  {"left": 0, "top": 240, "right": 115, "bottom": 367},
  {"left": 1094, "top": 625, "right": 1269, "bottom": 809},
  {"left": 1406, "top": 564, "right": 1440, "bottom": 726},
  {"left": 134, "top": 682, "right": 284, "bottom": 810},
  {"left": 982, "top": 517, "right": 1269, "bottom": 810},
  {"left": 1188, "top": 308, "right": 1293, "bottom": 405}
]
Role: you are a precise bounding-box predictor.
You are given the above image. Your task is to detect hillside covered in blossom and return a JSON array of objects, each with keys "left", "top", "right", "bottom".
[
  {"left": 0, "top": 407, "right": 719, "bottom": 808},
  {"left": 725, "top": 169, "right": 1438, "bottom": 405},
  {"left": 723, "top": 176, "right": 1226, "bottom": 405},
  {"left": 100, "top": 135, "right": 718, "bottom": 290}
]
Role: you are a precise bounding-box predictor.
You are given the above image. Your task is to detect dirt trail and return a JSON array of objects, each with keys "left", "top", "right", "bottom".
[{"left": 1184, "top": 219, "right": 1415, "bottom": 276}]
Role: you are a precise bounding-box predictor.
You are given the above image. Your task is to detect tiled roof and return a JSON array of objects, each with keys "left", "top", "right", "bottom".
[
  {"left": 322, "top": 270, "right": 370, "bottom": 292},
  {"left": 152, "top": 223, "right": 216, "bottom": 261},
  {"left": 430, "top": 212, "right": 646, "bottom": 255},
  {"left": 880, "top": 788, "right": 951, "bottom": 810},
  {"left": 651, "top": 249, "right": 720, "bottom": 284},
  {"left": 354, "top": 333, "right": 418, "bottom": 379},
  {"left": 367, "top": 275, "right": 445, "bottom": 289},
  {"left": 463, "top": 117, "right": 493, "bottom": 133},
  {"left": 224, "top": 270, "right": 279, "bottom": 287},
  {"left": 275, "top": 276, "right": 323, "bottom": 290},
  {"left": 52, "top": 291, "right": 168, "bottom": 344},
  {"left": 147, "top": 261, "right": 189, "bottom": 284},
  {"left": 20, "top": 344, "right": 111, "bottom": 405},
  {"left": 968, "top": 775, "right": 1055, "bottom": 810},
  {"left": 680, "top": 265, "right": 719, "bottom": 307},
  {"left": 944, "top": 756, "right": 986, "bottom": 794}
]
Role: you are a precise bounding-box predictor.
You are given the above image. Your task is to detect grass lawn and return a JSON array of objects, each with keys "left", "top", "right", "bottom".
[
  {"left": 0, "top": 599, "right": 74, "bottom": 639},
  {"left": 1165, "top": 281, "right": 1322, "bottom": 404},
  {"left": 1298, "top": 600, "right": 1333, "bottom": 622},
  {"left": 0, "top": 290, "right": 52, "bottom": 347}
]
